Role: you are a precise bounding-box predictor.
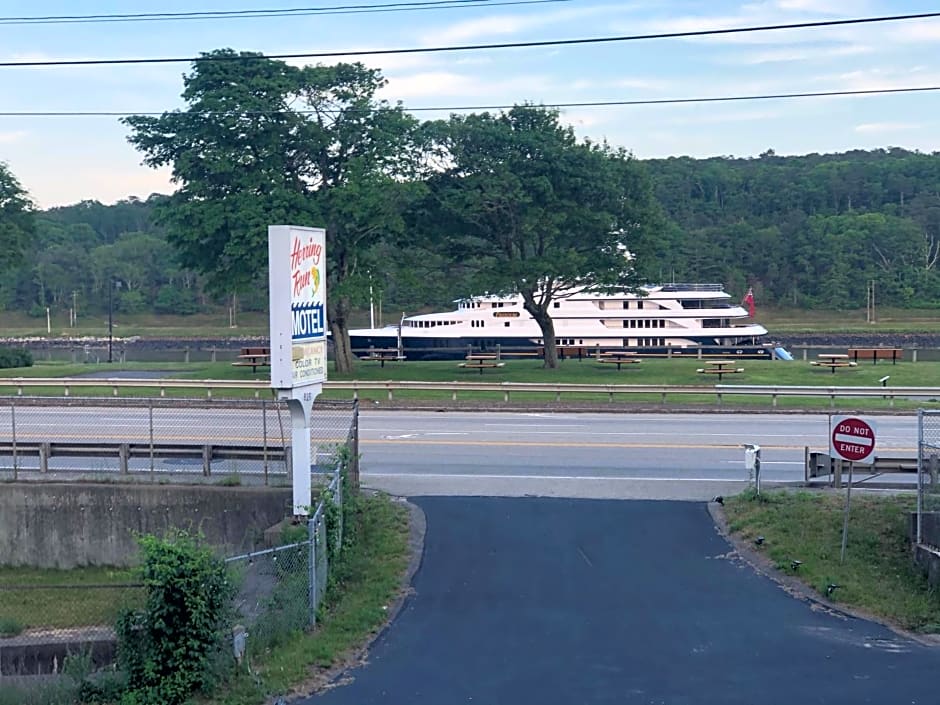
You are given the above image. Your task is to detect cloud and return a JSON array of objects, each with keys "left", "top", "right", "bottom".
[
  {"left": 0, "top": 131, "right": 28, "bottom": 144},
  {"left": 423, "top": 4, "right": 636, "bottom": 44},
  {"left": 854, "top": 122, "right": 923, "bottom": 134},
  {"left": 382, "top": 70, "right": 551, "bottom": 101},
  {"left": 737, "top": 43, "right": 873, "bottom": 64},
  {"left": 891, "top": 17, "right": 940, "bottom": 42}
]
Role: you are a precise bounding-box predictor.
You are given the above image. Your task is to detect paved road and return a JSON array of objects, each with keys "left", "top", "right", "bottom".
[
  {"left": 0, "top": 407, "right": 920, "bottom": 495},
  {"left": 306, "top": 497, "right": 939, "bottom": 705},
  {"left": 358, "top": 411, "right": 919, "bottom": 498}
]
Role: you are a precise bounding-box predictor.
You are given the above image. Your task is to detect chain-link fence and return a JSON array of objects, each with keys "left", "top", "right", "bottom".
[
  {"left": 226, "top": 468, "right": 342, "bottom": 659},
  {"left": 0, "top": 396, "right": 357, "bottom": 486},
  {"left": 917, "top": 409, "right": 940, "bottom": 546},
  {"left": 0, "top": 398, "right": 356, "bottom": 700}
]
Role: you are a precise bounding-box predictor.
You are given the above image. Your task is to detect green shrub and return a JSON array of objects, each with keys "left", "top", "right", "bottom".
[
  {"left": 115, "top": 531, "right": 236, "bottom": 705},
  {"left": 0, "top": 615, "right": 23, "bottom": 636},
  {"left": 0, "top": 346, "right": 33, "bottom": 369}
]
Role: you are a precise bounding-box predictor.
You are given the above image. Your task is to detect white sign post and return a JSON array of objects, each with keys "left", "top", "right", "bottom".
[
  {"left": 829, "top": 416, "right": 877, "bottom": 563},
  {"left": 268, "top": 225, "right": 328, "bottom": 516}
]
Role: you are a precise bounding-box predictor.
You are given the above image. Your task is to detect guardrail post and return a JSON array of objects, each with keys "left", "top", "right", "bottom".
[
  {"left": 452, "top": 389, "right": 457, "bottom": 402},
  {"left": 803, "top": 446, "right": 809, "bottom": 483},
  {"left": 119, "top": 443, "right": 130, "bottom": 474},
  {"left": 913, "top": 347, "right": 918, "bottom": 363},
  {"left": 833, "top": 457, "right": 842, "bottom": 489},
  {"left": 11, "top": 400, "right": 17, "bottom": 480},
  {"left": 930, "top": 454, "right": 938, "bottom": 488},
  {"left": 772, "top": 392, "right": 778, "bottom": 409},
  {"left": 203, "top": 445, "right": 212, "bottom": 476},
  {"left": 39, "top": 443, "right": 50, "bottom": 473},
  {"left": 148, "top": 400, "right": 155, "bottom": 481},
  {"left": 387, "top": 385, "right": 393, "bottom": 402}
]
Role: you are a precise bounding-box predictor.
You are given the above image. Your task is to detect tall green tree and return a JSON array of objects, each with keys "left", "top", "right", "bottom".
[
  {"left": 0, "top": 162, "right": 35, "bottom": 273},
  {"left": 123, "top": 50, "right": 423, "bottom": 372},
  {"left": 430, "top": 105, "right": 661, "bottom": 369}
]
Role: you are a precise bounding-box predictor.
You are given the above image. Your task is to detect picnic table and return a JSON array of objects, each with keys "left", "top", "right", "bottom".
[
  {"left": 696, "top": 360, "right": 743, "bottom": 382},
  {"left": 596, "top": 350, "right": 642, "bottom": 371},
  {"left": 810, "top": 353, "right": 858, "bottom": 374},
  {"left": 231, "top": 346, "right": 271, "bottom": 372},
  {"left": 459, "top": 354, "right": 505, "bottom": 374},
  {"left": 359, "top": 347, "right": 406, "bottom": 368},
  {"left": 848, "top": 347, "right": 903, "bottom": 365}
]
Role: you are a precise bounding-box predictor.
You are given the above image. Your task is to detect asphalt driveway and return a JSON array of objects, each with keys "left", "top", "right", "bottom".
[{"left": 305, "top": 497, "right": 939, "bottom": 705}]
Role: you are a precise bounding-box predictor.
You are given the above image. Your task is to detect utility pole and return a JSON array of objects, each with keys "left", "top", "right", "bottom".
[
  {"left": 866, "top": 280, "right": 876, "bottom": 324},
  {"left": 108, "top": 281, "right": 114, "bottom": 363}
]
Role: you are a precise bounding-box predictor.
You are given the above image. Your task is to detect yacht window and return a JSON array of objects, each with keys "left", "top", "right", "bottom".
[
  {"left": 637, "top": 301, "right": 644, "bottom": 309},
  {"left": 622, "top": 301, "right": 629, "bottom": 309},
  {"left": 554, "top": 302, "right": 561, "bottom": 309},
  {"left": 504, "top": 322, "right": 510, "bottom": 327}
]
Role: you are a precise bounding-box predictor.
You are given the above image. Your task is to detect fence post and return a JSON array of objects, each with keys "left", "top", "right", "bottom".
[
  {"left": 149, "top": 399, "right": 155, "bottom": 481},
  {"left": 10, "top": 400, "right": 17, "bottom": 481},
  {"left": 119, "top": 443, "right": 130, "bottom": 474},
  {"left": 262, "top": 399, "right": 269, "bottom": 486},
  {"left": 308, "top": 516, "right": 317, "bottom": 628},
  {"left": 202, "top": 445, "right": 212, "bottom": 476},
  {"left": 351, "top": 402, "right": 360, "bottom": 490}
]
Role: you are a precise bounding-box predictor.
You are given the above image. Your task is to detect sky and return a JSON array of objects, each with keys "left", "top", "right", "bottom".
[{"left": 1, "top": 0, "right": 939, "bottom": 208}]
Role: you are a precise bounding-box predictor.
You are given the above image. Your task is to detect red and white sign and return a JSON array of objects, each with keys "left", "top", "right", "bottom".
[{"left": 830, "top": 416, "right": 876, "bottom": 464}]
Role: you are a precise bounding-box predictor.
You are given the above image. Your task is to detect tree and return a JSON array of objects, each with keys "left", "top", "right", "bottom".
[
  {"left": 123, "top": 50, "right": 423, "bottom": 372},
  {"left": 0, "top": 162, "right": 35, "bottom": 273},
  {"left": 429, "top": 105, "right": 660, "bottom": 369}
]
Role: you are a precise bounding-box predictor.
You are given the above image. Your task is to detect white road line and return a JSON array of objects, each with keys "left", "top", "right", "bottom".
[{"left": 362, "top": 471, "right": 751, "bottom": 482}]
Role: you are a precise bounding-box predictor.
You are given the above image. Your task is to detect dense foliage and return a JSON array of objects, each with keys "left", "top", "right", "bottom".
[
  {"left": 0, "top": 162, "right": 35, "bottom": 274},
  {"left": 114, "top": 532, "right": 235, "bottom": 705},
  {"left": 644, "top": 148, "right": 940, "bottom": 308},
  {"left": 425, "top": 105, "right": 661, "bottom": 367},
  {"left": 0, "top": 346, "right": 32, "bottom": 368},
  {"left": 122, "top": 50, "right": 425, "bottom": 371},
  {"left": 3, "top": 145, "right": 940, "bottom": 321}
]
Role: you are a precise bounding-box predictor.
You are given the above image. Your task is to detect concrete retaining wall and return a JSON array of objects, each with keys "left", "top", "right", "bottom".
[{"left": 0, "top": 483, "right": 292, "bottom": 568}]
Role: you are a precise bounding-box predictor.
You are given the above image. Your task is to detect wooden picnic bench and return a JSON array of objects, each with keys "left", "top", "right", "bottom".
[
  {"left": 231, "top": 346, "right": 271, "bottom": 372},
  {"left": 696, "top": 361, "right": 744, "bottom": 382},
  {"left": 848, "top": 347, "right": 903, "bottom": 365},
  {"left": 359, "top": 347, "right": 406, "bottom": 368},
  {"left": 810, "top": 353, "right": 857, "bottom": 374},
  {"left": 596, "top": 351, "right": 642, "bottom": 371},
  {"left": 459, "top": 355, "right": 506, "bottom": 374}
]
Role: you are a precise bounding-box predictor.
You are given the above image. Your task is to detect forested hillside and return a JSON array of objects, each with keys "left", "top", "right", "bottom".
[
  {"left": 0, "top": 195, "right": 212, "bottom": 319},
  {"left": 4, "top": 147, "right": 940, "bottom": 318},
  {"left": 643, "top": 148, "right": 940, "bottom": 308}
]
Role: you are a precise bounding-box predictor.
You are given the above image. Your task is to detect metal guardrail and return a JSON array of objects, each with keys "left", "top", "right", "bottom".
[
  {"left": 1, "top": 378, "right": 939, "bottom": 405},
  {"left": 0, "top": 440, "right": 287, "bottom": 475}
]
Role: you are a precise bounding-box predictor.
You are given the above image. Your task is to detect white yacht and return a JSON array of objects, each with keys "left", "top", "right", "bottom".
[{"left": 349, "top": 283, "right": 782, "bottom": 360}]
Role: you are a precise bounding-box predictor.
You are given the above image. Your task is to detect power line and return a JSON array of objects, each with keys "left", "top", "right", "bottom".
[
  {"left": 0, "top": 0, "right": 570, "bottom": 26},
  {"left": 2, "top": 85, "right": 938, "bottom": 117},
  {"left": 0, "top": 11, "right": 938, "bottom": 67}
]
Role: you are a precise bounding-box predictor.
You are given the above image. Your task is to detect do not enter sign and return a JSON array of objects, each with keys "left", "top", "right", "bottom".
[{"left": 830, "top": 416, "right": 876, "bottom": 464}]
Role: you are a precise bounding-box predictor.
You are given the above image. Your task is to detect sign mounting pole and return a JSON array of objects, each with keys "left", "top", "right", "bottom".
[
  {"left": 268, "top": 225, "right": 328, "bottom": 516},
  {"left": 830, "top": 416, "right": 876, "bottom": 563}
]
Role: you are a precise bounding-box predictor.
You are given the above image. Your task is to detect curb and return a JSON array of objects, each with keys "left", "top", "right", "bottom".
[{"left": 284, "top": 495, "right": 426, "bottom": 702}]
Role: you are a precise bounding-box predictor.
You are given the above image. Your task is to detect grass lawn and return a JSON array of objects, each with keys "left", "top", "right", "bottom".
[
  {"left": 212, "top": 492, "right": 411, "bottom": 705},
  {"left": 1, "top": 358, "right": 940, "bottom": 409},
  {"left": 0, "top": 566, "right": 142, "bottom": 633},
  {"left": 724, "top": 490, "right": 940, "bottom": 633}
]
